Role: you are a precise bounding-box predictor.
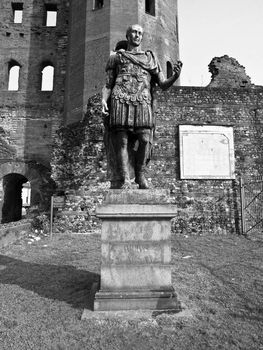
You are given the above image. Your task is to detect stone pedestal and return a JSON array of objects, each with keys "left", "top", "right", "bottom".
[{"left": 93, "top": 189, "right": 181, "bottom": 312}]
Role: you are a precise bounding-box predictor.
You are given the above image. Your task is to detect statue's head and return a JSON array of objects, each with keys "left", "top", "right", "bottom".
[{"left": 126, "top": 24, "right": 143, "bottom": 47}]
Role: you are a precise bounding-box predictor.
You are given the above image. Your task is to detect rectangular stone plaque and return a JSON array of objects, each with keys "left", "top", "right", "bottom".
[{"left": 179, "top": 125, "right": 235, "bottom": 179}]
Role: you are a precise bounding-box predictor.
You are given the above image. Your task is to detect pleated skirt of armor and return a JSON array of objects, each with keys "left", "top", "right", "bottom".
[{"left": 109, "top": 99, "right": 154, "bottom": 129}]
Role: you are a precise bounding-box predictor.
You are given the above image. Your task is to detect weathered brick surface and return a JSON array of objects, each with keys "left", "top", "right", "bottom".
[
  {"left": 208, "top": 55, "right": 253, "bottom": 88},
  {"left": 139, "top": 0, "right": 180, "bottom": 81},
  {"left": 151, "top": 87, "right": 263, "bottom": 235},
  {"left": 51, "top": 86, "right": 263, "bottom": 235},
  {"left": 0, "top": 0, "right": 69, "bottom": 219}
]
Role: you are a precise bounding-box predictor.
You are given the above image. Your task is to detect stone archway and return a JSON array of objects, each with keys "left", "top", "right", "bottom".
[
  {"left": 0, "top": 161, "right": 56, "bottom": 223},
  {"left": 1, "top": 173, "right": 28, "bottom": 223}
]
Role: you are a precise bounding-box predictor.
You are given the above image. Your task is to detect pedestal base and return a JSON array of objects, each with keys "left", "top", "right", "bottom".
[
  {"left": 92, "top": 189, "right": 181, "bottom": 312},
  {"left": 94, "top": 289, "right": 181, "bottom": 312}
]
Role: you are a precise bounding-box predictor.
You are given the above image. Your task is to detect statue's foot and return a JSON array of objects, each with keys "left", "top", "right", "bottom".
[
  {"left": 139, "top": 181, "right": 149, "bottom": 189},
  {"left": 135, "top": 174, "right": 149, "bottom": 189},
  {"left": 119, "top": 179, "right": 132, "bottom": 189},
  {"left": 111, "top": 179, "right": 131, "bottom": 189}
]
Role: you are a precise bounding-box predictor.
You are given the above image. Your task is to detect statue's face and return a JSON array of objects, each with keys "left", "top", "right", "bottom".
[{"left": 127, "top": 25, "right": 143, "bottom": 47}]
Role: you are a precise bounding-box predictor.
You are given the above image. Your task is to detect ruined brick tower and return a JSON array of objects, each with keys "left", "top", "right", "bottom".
[
  {"left": 65, "top": 0, "right": 180, "bottom": 124},
  {"left": 0, "top": 0, "right": 69, "bottom": 223}
]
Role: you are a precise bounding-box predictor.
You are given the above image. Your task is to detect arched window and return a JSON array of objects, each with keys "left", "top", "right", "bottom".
[
  {"left": 8, "top": 61, "right": 21, "bottom": 91},
  {"left": 166, "top": 61, "right": 173, "bottom": 79},
  {"left": 41, "top": 65, "right": 54, "bottom": 91}
]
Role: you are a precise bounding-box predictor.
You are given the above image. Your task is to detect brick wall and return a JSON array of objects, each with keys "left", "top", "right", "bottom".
[
  {"left": 150, "top": 87, "right": 263, "bottom": 235},
  {"left": 0, "top": 0, "right": 69, "bottom": 218},
  {"left": 51, "top": 86, "right": 263, "bottom": 235}
]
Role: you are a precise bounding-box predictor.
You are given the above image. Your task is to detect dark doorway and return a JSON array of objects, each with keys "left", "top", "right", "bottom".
[{"left": 1, "top": 173, "right": 28, "bottom": 223}]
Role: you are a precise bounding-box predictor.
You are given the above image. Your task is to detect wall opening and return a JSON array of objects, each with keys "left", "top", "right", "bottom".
[
  {"left": 8, "top": 61, "right": 21, "bottom": 91},
  {"left": 45, "top": 4, "right": 57, "bottom": 27},
  {"left": 21, "top": 181, "right": 31, "bottom": 218},
  {"left": 12, "top": 2, "right": 23, "bottom": 23},
  {"left": 167, "top": 61, "right": 173, "bottom": 78},
  {"left": 1, "top": 173, "right": 29, "bottom": 223},
  {"left": 93, "top": 0, "right": 104, "bottom": 10},
  {"left": 145, "top": 0, "right": 155, "bottom": 16},
  {"left": 41, "top": 64, "right": 54, "bottom": 91}
]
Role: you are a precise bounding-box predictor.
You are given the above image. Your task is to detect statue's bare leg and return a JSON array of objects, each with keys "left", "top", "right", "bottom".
[
  {"left": 135, "top": 130, "right": 150, "bottom": 189},
  {"left": 111, "top": 130, "right": 131, "bottom": 189}
]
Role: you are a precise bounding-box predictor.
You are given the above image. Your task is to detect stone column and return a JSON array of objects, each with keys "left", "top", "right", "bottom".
[{"left": 94, "top": 189, "right": 181, "bottom": 312}]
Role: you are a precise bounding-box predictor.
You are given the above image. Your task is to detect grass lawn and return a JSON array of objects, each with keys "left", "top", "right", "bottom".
[{"left": 0, "top": 231, "right": 262, "bottom": 349}]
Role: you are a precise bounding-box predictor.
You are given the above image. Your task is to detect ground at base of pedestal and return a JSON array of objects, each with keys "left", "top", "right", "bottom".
[
  {"left": 81, "top": 307, "right": 189, "bottom": 321},
  {"left": 1, "top": 231, "right": 262, "bottom": 349}
]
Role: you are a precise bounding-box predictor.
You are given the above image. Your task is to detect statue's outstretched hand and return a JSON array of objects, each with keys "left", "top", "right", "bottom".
[
  {"left": 102, "top": 99, "right": 109, "bottom": 115},
  {"left": 173, "top": 60, "right": 183, "bottom": 76}
]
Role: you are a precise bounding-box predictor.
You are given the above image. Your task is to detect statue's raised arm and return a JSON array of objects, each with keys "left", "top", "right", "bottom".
[{"left": 157, "top": 60, "right": 183, "bottom": 90}]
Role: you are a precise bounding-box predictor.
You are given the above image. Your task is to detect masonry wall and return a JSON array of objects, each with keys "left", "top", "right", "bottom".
[
  {"left": 0, "top": 0, "right": 69, "bottom": 220},
  {"left": 150, "top": 87, "right": 263, "bottom": 235},
  {"left": 51, "top": 86, "right": 263, "bottom": 235},
  {"left": 139, "top": 0, "right": 180, "bottom": 78}
]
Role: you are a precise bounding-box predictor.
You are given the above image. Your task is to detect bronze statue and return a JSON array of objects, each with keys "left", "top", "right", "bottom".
[{"left": 102, "top": 24, "right": 182, "bottom": 189}]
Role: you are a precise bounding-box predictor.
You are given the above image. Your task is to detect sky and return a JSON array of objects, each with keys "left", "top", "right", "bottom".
[{"left": 178, "top": 0, "right": 263, "bottom": 86}]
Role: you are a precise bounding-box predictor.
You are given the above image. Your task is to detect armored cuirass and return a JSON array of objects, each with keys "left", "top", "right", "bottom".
[
  {"left": 111, "top": 57, "right": 152, "bottom": 106},
  {"left": 108, "top": 52, "right": 158, "bottom": 129}
]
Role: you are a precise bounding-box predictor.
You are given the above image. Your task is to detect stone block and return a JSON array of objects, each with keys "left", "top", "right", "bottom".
[
  {"left": 104, "top": 189, "right": 170, "bottom": 204},
  {"left": 94, "top": 289, "right": 180, "bottom": 312},
  {"left": 100, "top": 265, "right": 172, "bottom": 291},
  {"left": 92, "top": 189, "right": 181, "bottom": 312}
]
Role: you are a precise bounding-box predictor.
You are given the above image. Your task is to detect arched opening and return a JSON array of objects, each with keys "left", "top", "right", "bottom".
[
  {"left": 41, "top": 65, "right": 54, "bottom": 91},
  {"left": 166, "top": 61, "right": 173, "bottom": 78},
  {"left": 8, "top": 61, "right": 21, "bottom": 91},
  {"left": 1, "top": 173, "right": 29, "bottom": 223}
]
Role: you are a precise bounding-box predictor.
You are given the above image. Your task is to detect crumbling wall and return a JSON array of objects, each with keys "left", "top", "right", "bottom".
[
  {"left": 51, "top": 85, "right": 263, "bottom": 235},
  {"left": 208, "top": 55, "right": 253, "bottom": 88},
  {"left": 51, "top": 95, "right": 108, "bottom": 232}
]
